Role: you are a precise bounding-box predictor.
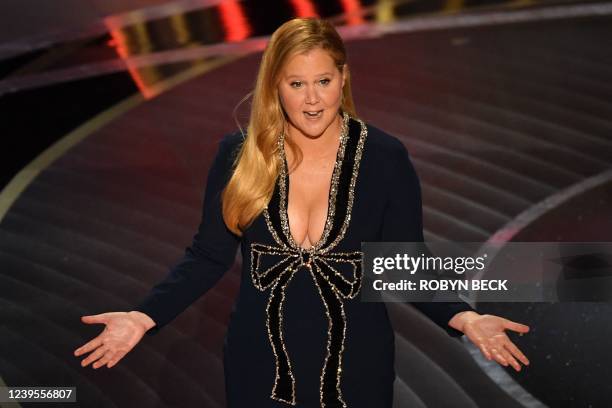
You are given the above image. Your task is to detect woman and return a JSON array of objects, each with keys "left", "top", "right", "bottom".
[{"left": 75, "top": 17, "right": 530, "bottom": 407}]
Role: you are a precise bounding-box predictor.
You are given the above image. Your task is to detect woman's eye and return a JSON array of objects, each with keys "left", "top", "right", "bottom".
[
  {"left": 319, "top": 78, "right": 330, "bottom": 85},
  {"left": 290, "top": 81, "right": 302, "bottom": 88}
]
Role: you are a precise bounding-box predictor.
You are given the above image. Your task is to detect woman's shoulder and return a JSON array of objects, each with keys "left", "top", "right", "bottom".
[
  {"left": 363, "top": 121, "right": 412, "bottom": 163},
  {"left": 362, "top": 121, "right": 420, "bottom": 185},
  {"left": 219, "top": 129, "right": 246, "bottom": 151},
  {"left": 203, "top": 130, "right": 245, "bottom": 183},
  {"left": 210, "top": 130, "right": 245, "bottom": 167}
]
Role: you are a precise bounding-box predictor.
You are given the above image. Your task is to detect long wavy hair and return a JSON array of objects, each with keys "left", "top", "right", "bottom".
[{"left": 222, "top": 17, "right": 357, "bottom": 236}]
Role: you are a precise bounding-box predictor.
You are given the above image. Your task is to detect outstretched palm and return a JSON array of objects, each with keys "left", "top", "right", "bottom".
[
  {"left": 462, "top": 313, "right": 530, "bottom": 372},
  {"left": 74, "top": 312, "right": 149, "bottom": 369}
]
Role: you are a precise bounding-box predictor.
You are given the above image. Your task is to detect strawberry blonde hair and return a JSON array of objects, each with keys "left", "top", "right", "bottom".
[{"left": 222, "top": 17, "right": 357, "bottom": 235}]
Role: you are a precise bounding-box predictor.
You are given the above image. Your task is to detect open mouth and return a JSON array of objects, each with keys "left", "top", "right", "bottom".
[{"left": 304, "top": 110, "right": 323, "bottom": 118}]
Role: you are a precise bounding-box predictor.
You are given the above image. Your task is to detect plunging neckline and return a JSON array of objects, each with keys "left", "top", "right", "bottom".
[{"left": 279, "top": 111, "right": 350, "bottom": 252}]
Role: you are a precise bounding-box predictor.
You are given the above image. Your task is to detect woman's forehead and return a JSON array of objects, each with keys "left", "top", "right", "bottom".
[{"left": 282, "top": 49, "right": 337, "bottom": 76}]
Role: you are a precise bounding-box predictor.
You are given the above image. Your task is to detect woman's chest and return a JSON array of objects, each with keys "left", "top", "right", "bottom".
[
  {"left": 242, "top": 116, "right": 388, "bottom": 251},
  {"left": 286, "top": 159, "right": 335, "bottom": 249},
  {"left": 244, "top": 165, "right": 386, "bottom": 250}
]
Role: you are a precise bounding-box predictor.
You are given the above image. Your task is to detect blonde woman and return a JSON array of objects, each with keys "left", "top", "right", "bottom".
[{"left": 75, "top": 17, "right": 530, "bottom": 407}]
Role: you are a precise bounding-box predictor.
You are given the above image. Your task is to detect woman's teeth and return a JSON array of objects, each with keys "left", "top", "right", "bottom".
[{"left": 304, "top": 110, "right": 323, "bottom": 118}]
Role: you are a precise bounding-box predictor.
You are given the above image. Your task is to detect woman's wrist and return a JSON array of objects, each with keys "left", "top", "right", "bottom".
[
  {"left": 128, "top": 311, "right": 157, "bottom": 331},
  {"left": 448, "top": 311, "right": 481, "bottom": 333}
]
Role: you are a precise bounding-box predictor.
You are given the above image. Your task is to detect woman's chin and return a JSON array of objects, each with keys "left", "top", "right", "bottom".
[{"left": 296, "top": 117, "right": 334, "bottom": 138}]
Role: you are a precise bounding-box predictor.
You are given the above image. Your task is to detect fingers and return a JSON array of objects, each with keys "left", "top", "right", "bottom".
[
  {"left": 477, "top": 342, "right": 492, "bottom": 361},
  {"left": 467, "top": 316, "right": 530, "bottom": 371},
  {"left": 489, "top": 346, "right": 508, "bottom": 367},
  {"left": 471, "top": 331, "right": 508, "bottom": 366},
  {"left": 74, "top": 337, "right": 103, "bottom": 357},
  {"left": 499, "top": 346, "right": 521, "bottom": 371},
  {"left": 107, "top": 351, "right": 127, "bottom": 369},
  {"left": 81, "top": 314, "right": 108, "bottom": 325},
  {"left": 504, "top": 339, "right": 530, "bottom": 366},
  {"left": 93, "top": 350, "right": 116, "bottom": 369},
  {"left": 76, "top": 342, "right": 124, "bottom": 369},
  {"left": 80, "top": 346, "right": 108, "bottom": 368},
  {"left": 503, "top": 319, "right": 530, "bottom": 334},
  {"left": 490, "top": 337, "right": 529, "bottom": 371},
  {"left": 489, "top": 334, "right": 523, "bottom": 371},
  {"left": 475, "top": 333, "right": 510, "bottom": 368}
]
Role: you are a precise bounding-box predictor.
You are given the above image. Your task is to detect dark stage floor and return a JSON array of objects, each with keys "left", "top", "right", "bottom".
[{"left": 1, "top": 1, "right": 611, "bottom": 407}]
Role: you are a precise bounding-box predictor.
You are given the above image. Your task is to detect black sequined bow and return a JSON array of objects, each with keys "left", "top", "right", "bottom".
[{"left": 250, "top": 242, "right": 363, "bottom": 406}]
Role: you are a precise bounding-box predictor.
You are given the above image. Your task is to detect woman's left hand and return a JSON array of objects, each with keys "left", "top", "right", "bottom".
[{"left": 451, "top": 311, "right": 530, "bottom": 372}]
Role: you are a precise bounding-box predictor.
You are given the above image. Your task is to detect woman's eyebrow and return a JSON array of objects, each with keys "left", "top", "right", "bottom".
[{"left": 286, "top": 72, "right": 333, "bottom": 79}]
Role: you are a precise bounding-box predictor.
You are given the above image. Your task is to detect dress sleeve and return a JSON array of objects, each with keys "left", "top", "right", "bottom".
[
  {"left": 380, "top": 138, "right": 475, "bottom": 337},
  {"left": 132, "top": 133, "right": 242, "bottom": 335}
]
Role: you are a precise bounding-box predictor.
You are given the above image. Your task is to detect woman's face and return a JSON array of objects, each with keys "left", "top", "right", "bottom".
[{"left": 278, "top": 47, "right": 346, "bottom": 139}]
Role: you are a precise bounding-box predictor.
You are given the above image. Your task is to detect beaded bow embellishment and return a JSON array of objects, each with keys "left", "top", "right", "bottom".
[{"left": 249, "top": 112, "right": 368, "bottom": 407}]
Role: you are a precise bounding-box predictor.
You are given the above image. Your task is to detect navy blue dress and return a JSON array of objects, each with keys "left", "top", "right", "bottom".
[{"left": 134, "top": 112, "right": 474, "bottom": 408}]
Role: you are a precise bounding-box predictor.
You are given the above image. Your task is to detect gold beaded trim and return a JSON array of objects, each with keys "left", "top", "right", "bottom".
[
  {"left": 307, "top": 261, "right": 348, "bottom": 407},
  {"left": 252, "top": 112, "right": 368, "bottom": 407},
  {"left": 276, "top": 111, "right": 350, "bottom": 252},
  {"left": 263, "top": 209, "right": 291, "bottom": 251},
  {"left": 321, "top": 114, "right": 368, "bottom": 254}
]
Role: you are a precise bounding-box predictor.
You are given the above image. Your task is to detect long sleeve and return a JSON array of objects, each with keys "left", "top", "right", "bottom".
[
  {"left": 133, "top": 132, "right": 243, "bottom": 335},
  {"left": 380, "top": 137, "right": 475, "bottom": 337}
]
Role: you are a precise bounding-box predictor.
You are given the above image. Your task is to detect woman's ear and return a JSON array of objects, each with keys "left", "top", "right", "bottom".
[{"left": 341, "top": 64, "right": 347, "bottom": 88}]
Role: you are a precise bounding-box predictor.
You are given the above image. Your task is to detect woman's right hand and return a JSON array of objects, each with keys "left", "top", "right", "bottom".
[{"left": 74, "top": 311, "right": 156, "bottom": 369}]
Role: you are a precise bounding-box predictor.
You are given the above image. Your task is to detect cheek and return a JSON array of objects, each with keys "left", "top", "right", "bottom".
[
  {"left": 279, "top": 89, "right": 301, "bottom": 111},
  {"left": 322, "top": 86, "right": 343, "bottom": 103}
]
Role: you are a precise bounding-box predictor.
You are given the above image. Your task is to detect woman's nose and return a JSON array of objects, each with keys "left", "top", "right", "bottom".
[{"left": 305, "top": 85, "right": 319, "bottom": 104}]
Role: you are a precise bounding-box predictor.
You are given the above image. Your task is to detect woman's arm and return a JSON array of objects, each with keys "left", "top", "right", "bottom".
[
  {"left": 380, "top": 137, "right": 530, "bottom": 371},
  {"left": 74, "top": 132, "right": 244, "bottom": 370},
  {"left": 379, "top": 137, "right": 476, "bottom": 337},
  {"left": 132, "top": 132, "right": 243, "bottom": 335}
]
